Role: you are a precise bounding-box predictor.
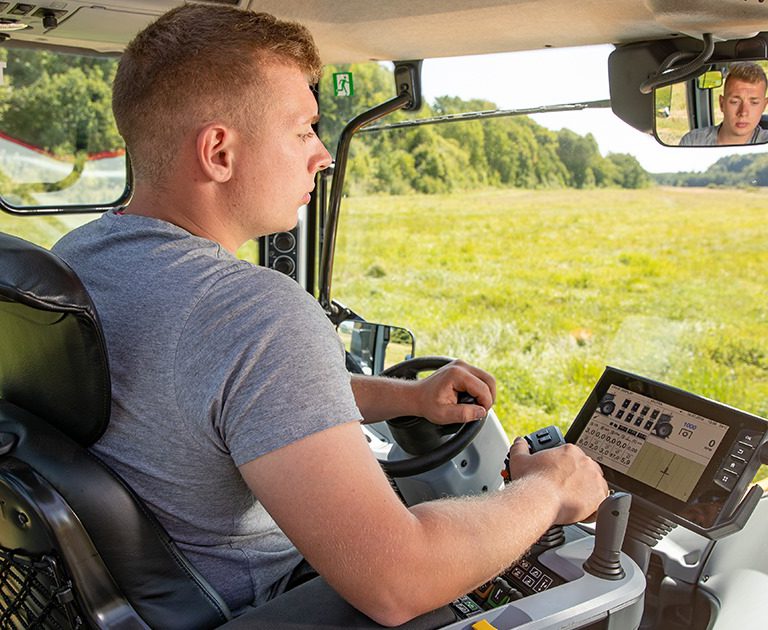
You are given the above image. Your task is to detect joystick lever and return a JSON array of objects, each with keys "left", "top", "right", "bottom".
[
  {"left": 584, "top": 492, "right": 632, "bottom": 580},
  {"left": 502, "top": 425, "right": 565, "bottom": 482}
]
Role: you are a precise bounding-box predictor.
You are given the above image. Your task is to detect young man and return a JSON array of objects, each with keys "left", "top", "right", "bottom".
[
  {"left": 53, "top": 5, "right": 607, "bottom": 626},
  {"left": 680, "top": 62, "right": 768, "bottom": 145}
]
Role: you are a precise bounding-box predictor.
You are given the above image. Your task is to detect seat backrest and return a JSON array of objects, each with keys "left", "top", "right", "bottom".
[
  {"left": 0, "top": 231, "right": 231, "bottom": 629},
  {"left": 0, "top": 231, "right": 109, "bottom": 446}
]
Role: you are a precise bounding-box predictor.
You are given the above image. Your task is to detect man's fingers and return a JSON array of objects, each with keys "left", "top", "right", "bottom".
[
  {"left": 453, "top": 370, "right": 495, "bottom": 411},
  {"left": 452, "top": 360, "right": 497, "bottom": 404}
]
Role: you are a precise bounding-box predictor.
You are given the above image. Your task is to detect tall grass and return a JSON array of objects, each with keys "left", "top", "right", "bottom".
[{"left": 333, "top": 187, "right": 768, "bottom": 440}]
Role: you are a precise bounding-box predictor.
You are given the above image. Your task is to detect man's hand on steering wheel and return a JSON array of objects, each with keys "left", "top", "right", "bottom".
[{"left": 413, "top": 359, "right": 496, "bottom": 425}]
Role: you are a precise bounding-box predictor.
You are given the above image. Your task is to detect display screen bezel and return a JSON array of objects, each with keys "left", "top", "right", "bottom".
[{"left": 565, "top": 367, "right": 767, "bottom": 530}]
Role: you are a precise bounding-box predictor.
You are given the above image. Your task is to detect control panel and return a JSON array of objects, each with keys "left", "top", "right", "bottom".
[
  {"left": 566, "top": 367, "right": 768, "bottom": 532},
  {"left": 451, "top": 553, "right": 566, "bottom": 618}
]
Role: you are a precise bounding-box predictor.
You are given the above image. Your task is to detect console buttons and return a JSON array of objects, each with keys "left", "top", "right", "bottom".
[
  {"left": 738, "top": 431, "right": 763, "bottom": 448},
  {"left": 505, "top": 558, "right": 562, "bottom": 596},
  {"left": 521, "top": 574, "right": 536, "bottom": 589},
  {"left": 534, "top": 575, "right": 554, "bottom": 592},
  {"left": 715, "top": 469, "right": 739, "bottom": 491},
  {"left": 455, "top": 595, "right": 481, "bottom": 614},
  {"left": 731, "top": 445, "right": 751, "bottom": 461},
  {"left": 723, "top": 456, "right": 747, "bottom": 475}
]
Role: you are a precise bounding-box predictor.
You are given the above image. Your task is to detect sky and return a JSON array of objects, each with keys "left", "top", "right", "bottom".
[{"left": 417, "top": 44, "right": 768, "bottom": 174}]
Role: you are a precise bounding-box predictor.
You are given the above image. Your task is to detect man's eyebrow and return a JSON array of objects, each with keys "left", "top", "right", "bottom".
[{"left": 309, "top": 114, "right": 320, "bottom": 125}]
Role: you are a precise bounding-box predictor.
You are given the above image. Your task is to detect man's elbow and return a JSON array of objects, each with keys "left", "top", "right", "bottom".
[
  {"left": 338, "top": 579, "right": 439, "bottom": 627},
  {"left": 353, "top": 596, "right": 428, "bottom": 628}
]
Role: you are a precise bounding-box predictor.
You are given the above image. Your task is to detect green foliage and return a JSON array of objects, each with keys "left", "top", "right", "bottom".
[
  {"left": 605, "top": 153, "right": 651, "bottom": 188},
  {"left": 0, "top": 49, "right": 121, "bottom": 156}
]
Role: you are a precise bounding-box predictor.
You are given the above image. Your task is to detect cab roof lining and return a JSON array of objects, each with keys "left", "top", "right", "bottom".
[{"left": 4, "top": 0, "right": 768, "bottom": 61}]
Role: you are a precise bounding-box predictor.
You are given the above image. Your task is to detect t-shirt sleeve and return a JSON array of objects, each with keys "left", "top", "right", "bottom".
[{"left": 174, "top": 267, "right": 362, "bottom": 467}]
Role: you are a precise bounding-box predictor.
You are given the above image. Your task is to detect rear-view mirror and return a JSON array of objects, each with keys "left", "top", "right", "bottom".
[
  {"left": 654, "top": 60, "right": 768, "bottom": 147},
  {"left": 338, "top": 320, "right": 415, "bottom": 376}
]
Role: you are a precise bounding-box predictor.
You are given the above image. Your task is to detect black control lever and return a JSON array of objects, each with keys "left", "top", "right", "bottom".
[
  {"left": 525, "top": 425, "right": 564, "bottom": 453},
  {"left": 502, "top": 425, "right": 565, "bottom": 482},
  {"left": 584, "top": 492, "right": 632, "bottom": 580}
]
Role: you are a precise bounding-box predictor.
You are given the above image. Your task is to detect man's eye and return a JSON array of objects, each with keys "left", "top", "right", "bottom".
[{"left": 299, "top": 131, "right": 316, "bottom": 142}]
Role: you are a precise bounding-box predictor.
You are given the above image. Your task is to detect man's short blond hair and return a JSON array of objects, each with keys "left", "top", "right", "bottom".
[
  {"left": 724, "top": 62, "right": 768, "bottom": 92},
  {"left": 112, "top": 4, "right": 322, "bottom": 184}
]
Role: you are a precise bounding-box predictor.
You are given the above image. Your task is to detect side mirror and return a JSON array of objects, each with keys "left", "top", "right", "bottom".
[
  {"left": 338, "top": 320, "right": 415, "bottom": 376},
  {"left": 654, "top": 61, "right": 768, "bottom": 147}
]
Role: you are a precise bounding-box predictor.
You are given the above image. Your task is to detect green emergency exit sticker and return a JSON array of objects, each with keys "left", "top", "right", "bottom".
[{"left": 333, "top": 72, "right": 354, "bottom": 96}]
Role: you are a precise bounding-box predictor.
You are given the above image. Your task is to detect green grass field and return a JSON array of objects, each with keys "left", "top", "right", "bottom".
[
  {"left": 4, "top": 186, "right": 768, "bottom": 459},
  {"left": 333, "top": 187, "right": 768, "bottom": 442}
]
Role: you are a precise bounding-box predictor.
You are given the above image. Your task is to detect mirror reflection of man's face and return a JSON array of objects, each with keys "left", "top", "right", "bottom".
[{"left": 719, "top": 78, "right": 768, "bottom": 142}]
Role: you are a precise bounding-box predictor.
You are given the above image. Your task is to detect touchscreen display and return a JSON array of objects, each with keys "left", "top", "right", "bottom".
[{"left": 575, "top": 384, "right": 729, "bottom": 502}]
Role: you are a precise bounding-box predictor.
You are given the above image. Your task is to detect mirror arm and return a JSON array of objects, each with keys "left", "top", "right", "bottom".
[
  {"left": 639, "top": 33, "right": 715, "bottom": 94},
  {"left": 317, "top": 93, "right": 412, "bottom": 319},
  {"left": 329, "top": 299, "right": 362, "bottom": 328}
]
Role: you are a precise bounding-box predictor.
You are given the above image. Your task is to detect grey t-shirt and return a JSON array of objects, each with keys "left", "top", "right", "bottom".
[
  {"left": 53, "top": 212, "right": 361, "bottom": 613},
  {"left": 679, "top": 124, "right": 768, "bottom": 145}
]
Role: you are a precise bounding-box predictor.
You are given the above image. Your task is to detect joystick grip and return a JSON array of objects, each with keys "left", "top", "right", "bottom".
[
  {"left": 583, "top": 492, "right": 632, "bottom": 580},
  {"left": 502, "top": 425, "right": 565, "bottom": 481}
]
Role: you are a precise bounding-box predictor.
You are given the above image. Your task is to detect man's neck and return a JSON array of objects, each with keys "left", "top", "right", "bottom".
[{"left": 125, "top": 184, "right": 242, "bottom": 253}]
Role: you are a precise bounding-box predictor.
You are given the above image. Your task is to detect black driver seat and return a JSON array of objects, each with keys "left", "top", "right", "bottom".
[{"left": 0, "top": 231, "right": 231, "bottom": 629}]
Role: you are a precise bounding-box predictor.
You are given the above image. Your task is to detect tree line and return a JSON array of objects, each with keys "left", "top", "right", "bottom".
[{"left": 654, "top": 154, "right": 768, "bottom": 187}]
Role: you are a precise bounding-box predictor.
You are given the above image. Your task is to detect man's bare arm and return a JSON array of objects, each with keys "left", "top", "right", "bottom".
[{"left": 240, "top": 422, "right": 607, "bottom": 627}]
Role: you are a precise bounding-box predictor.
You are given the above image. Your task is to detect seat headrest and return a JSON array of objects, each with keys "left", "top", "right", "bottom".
[{"left": 0, "top": 231, "right": 110, "bottom": 446}]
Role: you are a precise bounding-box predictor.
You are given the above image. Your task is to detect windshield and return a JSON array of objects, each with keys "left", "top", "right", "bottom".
[{"left": 324, "top": 47, "right": 768, "bottom": 440}]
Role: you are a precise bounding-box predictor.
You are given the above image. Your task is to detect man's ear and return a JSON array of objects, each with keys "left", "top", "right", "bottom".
[
  {"left": 196, "top": 123, "right": 235, "bottom": 183},
  {"left": 719, "top": 94, "right": 724, "bottom": 113}
]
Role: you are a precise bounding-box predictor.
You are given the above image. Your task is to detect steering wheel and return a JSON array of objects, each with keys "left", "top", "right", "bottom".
[{"left": 374, "top": 356, "right": 486, "bottom": 478}]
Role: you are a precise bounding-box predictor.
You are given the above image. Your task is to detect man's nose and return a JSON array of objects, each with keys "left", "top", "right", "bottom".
[{"left": 313, "top": 142, "right": 333, "bottom": 174}]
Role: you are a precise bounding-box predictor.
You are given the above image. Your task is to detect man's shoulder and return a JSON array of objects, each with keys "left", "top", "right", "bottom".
[
  {"left": 755, "top": 127, "right": 768, "bottom": 143},
  {"left": 679, "top": 126, "right": 718, "bottom": 146}
]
